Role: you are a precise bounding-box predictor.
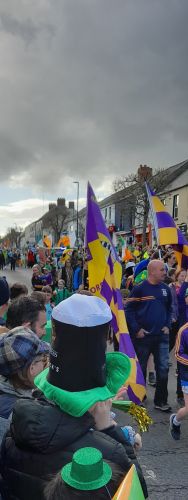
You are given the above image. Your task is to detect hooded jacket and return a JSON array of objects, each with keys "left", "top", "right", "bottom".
[
  {"left": 0, "top": 376, "right": 33, "bottom": 447},
  {"left": 0, "top": 395, "right": 148, "bottom": 499}
]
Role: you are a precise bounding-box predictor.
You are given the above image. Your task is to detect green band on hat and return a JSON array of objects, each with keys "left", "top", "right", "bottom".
[
  {"left": 34, "top": 351, "right": 131, "bottom": 417},
  {"left": 61, "top": 447, "right": 112, "bottom": 490}
]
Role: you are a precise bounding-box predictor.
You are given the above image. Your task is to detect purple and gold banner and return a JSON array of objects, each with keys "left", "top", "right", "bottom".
[{"left": 85, "top": 182, "right": 146, "bottom": 404}]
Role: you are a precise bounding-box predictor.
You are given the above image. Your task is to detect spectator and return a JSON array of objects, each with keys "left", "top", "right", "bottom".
[
  {"left": 71, "top": 250, "right": 78, "bottom": 270},
  {"left": 168, "top": 269, "right": 179, "bottom": 352},
  {"left": 10, "top": 250, "right": 17, "bottom": 271},
  {"left": 10, "top": 283, "right": 28, "bottom": 301},
  {"left": 0, "top": 251, "right": 5, "bottom": 270},
  {"left": 176, "top": 270, "right": 188, "bottom": 327},
  {"left": 73, "top": 258, "right": 83, "bottom": 291},
  {"left": 1, "top": 294, "right": 147, "bottom": 499},
  {"left": 6, "top": 296, "right": 46, "bottom": 339},
  {"left": 30, "top": 291, "right": 46, "bottom": 307},
  {"left": 175, "top": 269, "right": 186, "bottom": 296},
  {"left": 42, "top": 285, "right": 53, "bottom": 321},
  {"left": 61, "top": 259, "right": 73, "bottom": 292},
  {"left": 44, "top": 449, "right": 125, "bottom": 500},
  {"left": 0, "top": 327, "right": 49, "bottom": 445},
  {"left": 42, "top": 266, "right": 53, "bottom": 286},
  {"left": 164, "top": 252, "right": 177, "bottom": 272},
  {"left": 0, "top": 278, "right": 9, "bottom": 332},
  {"left": 126, "top": 260, "right": 172, "bottom": 412},
  {"left": 31, "top": 264, "right": 46, "bottom": 291}
]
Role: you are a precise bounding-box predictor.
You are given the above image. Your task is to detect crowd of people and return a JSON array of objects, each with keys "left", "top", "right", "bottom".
[{"left": 0, "top": 241, "right": 188, "bottom": 498}]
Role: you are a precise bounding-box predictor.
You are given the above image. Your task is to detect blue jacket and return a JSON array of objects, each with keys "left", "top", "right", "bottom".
[
  {"left": 175, "top": 323, "right": 188, "bottom": 381},
  {"left": 73, "top": 266, "right": 82, "bottom": 291},
  {"left": 126, "top": 280, "right": 172, "bottom": 338},
  {"left": 177, "top": 282, "right": 188, "bottom": 327}
]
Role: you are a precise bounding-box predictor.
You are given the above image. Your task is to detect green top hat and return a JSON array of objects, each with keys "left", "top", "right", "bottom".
[{"left": 61, "top": 447, "right": 112, "bottom": 491}]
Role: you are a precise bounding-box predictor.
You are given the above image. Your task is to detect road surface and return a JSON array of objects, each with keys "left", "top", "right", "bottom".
[{"left": 1, "top": 266, "right": 188, "bottom": 499}]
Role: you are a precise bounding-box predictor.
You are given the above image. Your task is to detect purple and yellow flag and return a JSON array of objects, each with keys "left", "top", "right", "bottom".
[
  {"left": 113, "top": 465, "right": 145, "bottom": 499},
  {"left": 146, "top": 183, "right": 188, "bottom": 269},
  {"left": 85, "top": 183, "right": 145, "bottom": 404}
]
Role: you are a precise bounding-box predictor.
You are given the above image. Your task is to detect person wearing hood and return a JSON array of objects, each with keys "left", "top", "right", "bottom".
[
  {"left": 0, "top": 327, "right": 50, "bottom": 446},
  {"left": 1, "top": 294, "right": 148, "bottom": 500}
]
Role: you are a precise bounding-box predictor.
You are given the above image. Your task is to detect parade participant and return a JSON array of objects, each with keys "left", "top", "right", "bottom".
[
  {"left": 9, "top": 283, "right": 28, "bottom": 301},
  {"left": 170, "top": 315, "right": 188, "bottom": 440},
  {"left": 1, "top": 294, "right": 147, "bottom": 499},
  {"left": 0, "top": 277, "right": 9, "bottom": 332},
  {"left": 61, "top": 258, "right": 73, "bottom": 291},
  {"left": 6, "top": 296, "right": 47, "bottom": 339},
  {"left": 126, "top": 260, "right": 172, "bottom": 411},
  {"left": 44, "top": 448, "right": 125, "bottom": 500},
  {"left": 53, "top": 279, "right": 72, "bottom": 305},
  {"left": 0, "top": 327, "right": 49, "bottom": 445}
]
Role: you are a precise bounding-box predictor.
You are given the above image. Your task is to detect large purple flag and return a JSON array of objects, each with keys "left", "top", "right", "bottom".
[{"left": 85, "top": 182, "right": 146, "bottom": 404}]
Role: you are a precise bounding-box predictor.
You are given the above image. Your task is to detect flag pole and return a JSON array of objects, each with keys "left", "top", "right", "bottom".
[{"left": 145, "top": 182, "right": 162, "bottom": 259}]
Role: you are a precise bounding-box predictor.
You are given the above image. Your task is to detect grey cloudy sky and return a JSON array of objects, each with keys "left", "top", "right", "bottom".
[{"left": 0, "top": 0, "right": 188, "bottom": 233}]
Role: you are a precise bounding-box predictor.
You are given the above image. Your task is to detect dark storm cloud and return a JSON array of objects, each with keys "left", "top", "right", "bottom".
[{"left": 0, "top": 0, "right": 188, "bottom": 194}]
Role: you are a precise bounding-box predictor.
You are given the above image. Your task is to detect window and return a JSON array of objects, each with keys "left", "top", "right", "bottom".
[
  {"left": 173, "top": 194, "right": 179, "bottom": 219},
  {"left": 109, "top": 206, "right": 111, "bottom": 220},
  {"left": 105, "top": 208, "right": 107, "bottom": 220}
]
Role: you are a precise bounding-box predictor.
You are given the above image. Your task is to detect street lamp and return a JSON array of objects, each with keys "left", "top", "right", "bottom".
[{"left": 73, "top": 181, "right": 79, "bottom": 247}]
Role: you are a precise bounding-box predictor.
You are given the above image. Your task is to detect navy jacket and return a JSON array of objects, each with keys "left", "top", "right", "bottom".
[
  {"left": 175, "top": 323, "right": 188, "bottom": 381},
  {"left": 126, "top": 280, "right": 172, "bottom": 338}
]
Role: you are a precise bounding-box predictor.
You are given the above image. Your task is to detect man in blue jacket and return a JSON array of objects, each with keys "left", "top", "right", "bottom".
[{"left": 126, "top": 260, "right": 172, "bottom": 412}]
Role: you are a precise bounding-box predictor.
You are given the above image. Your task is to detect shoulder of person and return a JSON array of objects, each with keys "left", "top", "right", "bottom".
[{"left": 11, "top": 398, "right": 93, "bottom": 451}]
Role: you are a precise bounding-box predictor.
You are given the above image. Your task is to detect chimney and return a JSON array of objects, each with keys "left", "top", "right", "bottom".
[
  {"left": 49, "top": 203, "right": 56, "bottom": 211},
  {"left": 69, "top": 201, "right": 75, "bottom": 210},
  {"left": 57, "top": 198, "right": 66, "bottom": 207},
  {"left": 138, "top": 164, "right": 152, "bottom": 180}
]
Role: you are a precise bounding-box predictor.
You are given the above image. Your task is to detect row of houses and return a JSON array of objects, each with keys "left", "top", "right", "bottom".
[{"left": 20, "top": 160, "right": 188, "bottom": 249}]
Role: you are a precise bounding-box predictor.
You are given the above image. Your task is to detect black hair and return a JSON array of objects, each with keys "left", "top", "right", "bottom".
[
  {"left": 44, "top": 460, "right": 125, "bottom": 500},
  {"left": 6, "top": 296, "right": 45, "bottom": 330},
  {"left": 10, "top": 283, "right": 28, "bottom": 301}
]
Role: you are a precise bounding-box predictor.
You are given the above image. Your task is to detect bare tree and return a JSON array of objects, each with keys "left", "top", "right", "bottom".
[
  {"left": 3, "top": 225, "right": 23, "bottom": 247},
  {"left": 113, "top": 165, "right": 168, "bottom": 246},
  {"left": 42, "top": 205, "right": 69, "bottom": 244}
]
